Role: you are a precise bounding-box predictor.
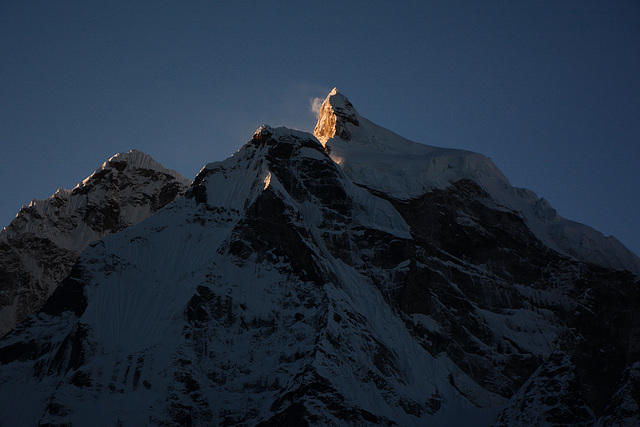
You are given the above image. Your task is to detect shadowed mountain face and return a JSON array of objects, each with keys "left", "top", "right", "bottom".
[
  {"left": 386, "top": 180, "right": 640, "bottom": 425},
  {"left": 0, "top": 91, "right": 638, "bottom": 426}
]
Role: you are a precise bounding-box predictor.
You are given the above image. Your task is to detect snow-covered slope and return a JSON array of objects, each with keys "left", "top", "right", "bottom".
[
  {"left": 315, "top": 88, "right": 640, "bottom": 276},
  {"left": 0, "top": 150, "right": 190, "bottom": 336}
]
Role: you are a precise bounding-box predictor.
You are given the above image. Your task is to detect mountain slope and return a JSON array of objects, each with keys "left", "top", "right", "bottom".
[
  {"left": 0, "top": 150, "right": 190, "bottom": 336},
  {"left": 315, "top": 88, "right": 640, "bottom": 276}
]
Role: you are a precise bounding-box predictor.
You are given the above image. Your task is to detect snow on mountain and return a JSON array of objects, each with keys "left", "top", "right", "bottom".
[
  {"left": 0, "top": 149, "right": 191, "bottom": 336},
  {"left": 314, "top": 88, "right": 640, "bottom": 276},
  {"left": 0, "top": 127, "right": 501, "bottom": 425},
  {"left": 0, "top": 90, "right": 638, "bottom": 426}
]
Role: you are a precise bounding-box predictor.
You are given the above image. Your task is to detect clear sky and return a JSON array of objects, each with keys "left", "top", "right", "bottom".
[{"left": 2, "top": 1, "right": 639, "bottom": 256}]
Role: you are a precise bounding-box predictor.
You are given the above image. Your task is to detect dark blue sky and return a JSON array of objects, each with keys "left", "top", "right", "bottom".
[{"left": 2, "top": 1, "right": 639, "bottom": 256}]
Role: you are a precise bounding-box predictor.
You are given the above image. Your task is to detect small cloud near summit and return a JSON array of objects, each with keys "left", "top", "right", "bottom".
[{"left": 310, "top": 97, "right": 323, "bottom": 117}]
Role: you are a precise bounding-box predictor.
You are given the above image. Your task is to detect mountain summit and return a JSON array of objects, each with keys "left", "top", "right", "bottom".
[
  {"left": 313, "top": 87, "right": 360, "bottom": 144},
  {"left": 314, "top": 89, "right": 640, "bottom": 276},
  {"left": 0, "top": 90, "right": 638, "bottom": 425}
]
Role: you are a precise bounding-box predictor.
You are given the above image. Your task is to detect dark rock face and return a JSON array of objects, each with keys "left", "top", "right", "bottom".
[
  {"left": 0, "top": 235, "right": 78, "bottom": 336},
  {"left": 40, "top": 265, "right": 89, "bottom": 317},
  {"left": 383, "top": 181, "right": 558, "bottom": 397},
  {"left": 372, "top": 178, "right": 640, "bottom": 423},
  {"left": 496, "top": 352, "right": 595, "bottom": 425},
  {"left": 599, "top": 362, "right": 640, "bottom": 425}
]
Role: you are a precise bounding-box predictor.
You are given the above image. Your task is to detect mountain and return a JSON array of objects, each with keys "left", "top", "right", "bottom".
[
  {"left": 0, "top": 150, "right": 191, "bottom": 337},
  {"left": 315, "top": 88, "right": 640, "bottom": 276},
  {"left": 0, "top": 90, "right": 638, "bottom": 426}
]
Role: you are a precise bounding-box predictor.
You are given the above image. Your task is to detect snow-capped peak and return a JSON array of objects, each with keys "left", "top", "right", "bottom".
[
  {"left": 252, "top": 124, "right": 318, "bottom": 143},
  {"left": 314, "top": 88, "right": 640, "bottom": 275},
  {"left": 77, "top": 149, "right": 188, "bottom": 189},
  {"left": 313, "top": 88, "right": 360, "bottom": 145},
  {"left": 323, "top": 87, "right": 351, "bottom": 110},
  {"left": 314, "top": 89, "right": 510, "bottom": 197},
  {"left": 108, "top": 149, "right": 164, "bottom": 170}
]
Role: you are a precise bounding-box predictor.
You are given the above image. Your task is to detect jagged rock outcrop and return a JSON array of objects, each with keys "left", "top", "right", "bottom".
[{"left": 0, "top": 150, "right": 190, "bottom": 336}]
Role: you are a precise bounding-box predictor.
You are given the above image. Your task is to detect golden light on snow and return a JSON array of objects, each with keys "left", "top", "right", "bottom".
[{"left": 263, "top": 171, "right": 271, "bottom": 190}]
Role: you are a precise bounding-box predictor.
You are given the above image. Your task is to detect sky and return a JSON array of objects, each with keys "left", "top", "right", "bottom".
[{"left": 1, "top": 1, "right": 639, "bottom": 256}]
